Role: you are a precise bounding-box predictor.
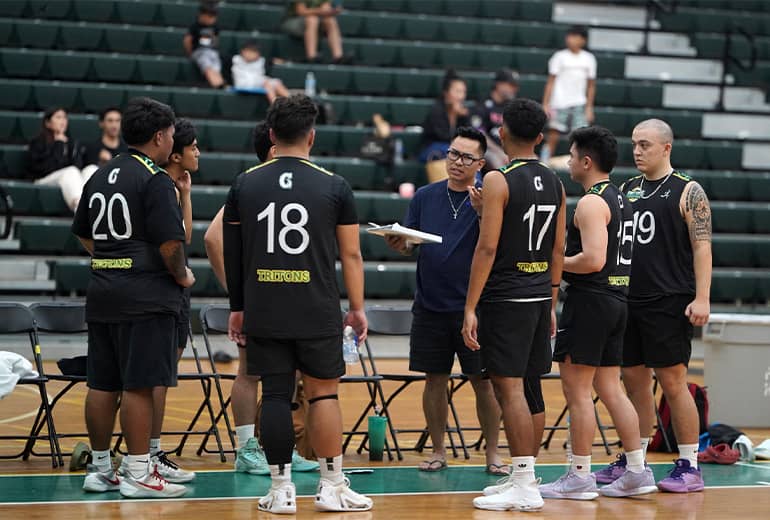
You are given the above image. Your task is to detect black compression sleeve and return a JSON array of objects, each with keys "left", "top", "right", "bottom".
[{"left": 223, "top": 222, "right": 244, "bottom": 312}]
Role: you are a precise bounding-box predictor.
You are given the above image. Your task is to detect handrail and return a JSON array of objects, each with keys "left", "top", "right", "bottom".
[
  {"left": 641, "top": 0, "right": 677, "bottom": 55},
  {"left": 717, "top": 25, "right": 758, "bottom": 111}
]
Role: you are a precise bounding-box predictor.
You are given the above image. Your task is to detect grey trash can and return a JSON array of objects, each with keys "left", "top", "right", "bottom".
[{"left": 702, "top": 313, "right": 770, "bottom": 428}]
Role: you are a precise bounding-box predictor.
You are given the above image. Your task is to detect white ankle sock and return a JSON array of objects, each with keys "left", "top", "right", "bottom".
[
  {"left": 679, "top": 443, "right": 699, "bottom": 469},
  {"left": 149, "top": 438, "right": 161, "bottom": 456},
  {"left": 640, "top": 438, "right": 650, "bottom": 459},
  {"left": 269, "top": 463, "right": 292, "bottom": 485},
  {"left": 126, "top": 454, "right": 150, "bottom": 478},
  {"left": 91, "top": 449, "right": 112, "bottom": 472},
  {"left": 318, "top": 455, "right": 344, "bottom": 484},
  {"left": 571, "top": 455, "right": 591, "bottom": 478},
  {"left": 236, "top": 424, "right": 255, "bottom": 449},
  {"left": 625, "top": 449, "right": 645, "bottom": 473},
  {"left": 511, "top": 456, "right": 536, "bottom": 484}
]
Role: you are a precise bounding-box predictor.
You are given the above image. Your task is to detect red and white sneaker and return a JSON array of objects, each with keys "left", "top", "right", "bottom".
[
  {"left": 82, "top": 464, "right": 120, "bottom": 492},
  {"left": 120, "top": 464, "right": 188, "bottom": 499}
]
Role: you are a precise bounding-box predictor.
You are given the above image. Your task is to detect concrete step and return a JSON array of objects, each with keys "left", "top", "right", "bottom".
[
  {"left": 663, "top": 84, "right": 770, "bottom": 112},
  {"left": 0, "top": 257, "right": 49, "bottom": 281},
  {"left": 626, "top": 55, "right": 723, "bottom": 83},
  {"left": 743, "top": 143, "right": 770, "bottom": 170},
  {"left": 553, "top": 2, "right": 648, "bottom": 28},
  {"left": 703, "top": 113, "right": 770, "bottom": 140},
  {"left": 590, "top": 28, "right": 696, "bottom": 56}
]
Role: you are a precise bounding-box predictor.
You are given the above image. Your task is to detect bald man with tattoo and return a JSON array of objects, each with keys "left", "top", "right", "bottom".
[{"left": 593, "top": 119, "right": 712, "bottom": 493}]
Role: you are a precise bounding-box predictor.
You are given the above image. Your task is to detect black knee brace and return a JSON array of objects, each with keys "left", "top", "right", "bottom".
[
  {"left": 524, "top": 375, "right": 545, "bottom": 415},
  {"left": 308, "top": 394, "right": 338, "bottom": 405}
]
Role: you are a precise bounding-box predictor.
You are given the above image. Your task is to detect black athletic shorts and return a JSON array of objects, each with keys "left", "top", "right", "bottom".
[
  {"left": 553, "top": 288, "right": 627, "bottom": 367},
  {"left": 622, "top": 294, "right": 694, "bottom": 368},
  {"left": 176, "top": 289, "right": 191, "bottom": 350},
  {"left": 478, "top": 300, "right": 552, "bottom": 378},
  {"left": 409, "top": 304, "right": 483, "bottom": 376},
  {"left": 246, "top": 334, "right": 344, "bottom": 380},
  {"left": 87, "top": 314, "right": 179, "bottom": 391}
]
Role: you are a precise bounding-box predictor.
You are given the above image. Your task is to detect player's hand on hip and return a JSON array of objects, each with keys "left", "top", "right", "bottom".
[
  {"left": 344, "top": 309, "right": 368, "bottom": 343},
  {"left": 228, "top": 311, "right": 246, "bottom": 346},
  {"left": 462, "top": 310, "right": 480, "bottom": 350},
  {"left": 685, "top": 298, "right": 710, "bottom": 327},
  {"left": 178, "top": 266, "right": 195, "bottom": 288}
]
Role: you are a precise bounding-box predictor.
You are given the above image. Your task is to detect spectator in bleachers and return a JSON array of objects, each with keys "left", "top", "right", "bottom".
[
  {"left": 231, "top": 40, "right": 290, "bottom": 103},
  {"left": 472, "top": 68, "right": 520, "bottom": 171},
  {"left": 183, "top": 2, "right": 226, "bottom": 89},
  {"left": 540, "top": 25, "right": 596, "bottom": 163},
  {"left": 283, "top": 1, "right": 348, "bottom": 64},
  {"left": 26, "top": 107, "right": 91, "bottom": 212},
  {"left": 82, "top": 107, "right": 128, "bottom": 168},
  {"left": 420, "top": 70, "right": 471, "bottom": 183}
]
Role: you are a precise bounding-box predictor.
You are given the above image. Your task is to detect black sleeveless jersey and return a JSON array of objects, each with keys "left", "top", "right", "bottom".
[
  {"left": 482, "top": 159, "right": 563, "bottom": 302},
  {"left": 621, "top": 171, "right": 695, "bottom": 302},
  {"left": 223, "top": 157, "right": 358, "bottom": 339},
  {"left": 564, "top": 181, "right": 633, "bottom": 300},
  {"left": 71, "top": 149, "right": 186, "bottom": 322}
]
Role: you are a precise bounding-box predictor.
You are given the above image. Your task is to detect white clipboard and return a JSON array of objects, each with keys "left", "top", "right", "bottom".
[{"left": 366, "top": 222, "right": 443, "bottom": 244}]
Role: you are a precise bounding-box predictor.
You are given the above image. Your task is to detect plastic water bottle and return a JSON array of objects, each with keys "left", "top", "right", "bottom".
[
  {"left": 342, "top": 325, "right": 359, "bottom": 364},
  {"left": 393, "top": 138, "right": 404, "bottom": 165},
  {"left": 304, "top": 72, "right": 317, "bottom": 98}
]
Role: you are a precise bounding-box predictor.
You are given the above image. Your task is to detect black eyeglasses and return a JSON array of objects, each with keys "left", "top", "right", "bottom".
[{"left": 447, "top": 148, "right": 482, "bottom": 166}]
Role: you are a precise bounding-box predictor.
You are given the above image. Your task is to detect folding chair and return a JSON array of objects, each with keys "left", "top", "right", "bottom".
[
  {"left": 0, "top": 302, "right": 63, "bottom": 467},
  {"left": 351, "top": 306, "right": 469, "bottom": 460}
]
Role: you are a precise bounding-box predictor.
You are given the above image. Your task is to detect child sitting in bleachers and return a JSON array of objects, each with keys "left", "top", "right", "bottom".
[{"left": 231, "top": 40, "right": 290, "bottom": 104}]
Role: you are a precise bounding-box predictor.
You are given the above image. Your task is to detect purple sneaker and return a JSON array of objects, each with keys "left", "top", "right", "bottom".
[
  {"left": 593, "top": 453, "right": 626, "bottom": 484},
  {"left": 657, "top": 459, "right": 705, "bottom": 493}
]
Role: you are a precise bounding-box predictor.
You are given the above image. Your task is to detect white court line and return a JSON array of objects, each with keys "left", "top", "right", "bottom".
[
  {"left": 736, "top": 462, "right": 770, "bottom": 471},
  {"left": 0, "top": 386, "right": 49, "bottom": 424}
]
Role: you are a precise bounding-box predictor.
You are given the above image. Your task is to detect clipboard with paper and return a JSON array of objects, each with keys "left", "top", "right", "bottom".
[{"left": 366, "top": 222, "right": 443, "bottom": 244}]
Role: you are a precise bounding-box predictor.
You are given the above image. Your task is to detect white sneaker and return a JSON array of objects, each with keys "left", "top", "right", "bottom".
[
  {"left": 315, "top": 477, "right": 373, "bottom": 512},
  {"left": 152, "top": 451, "right": 196, "bottom": 483},
  {"left": 258, "top": 482, "right": 297, "bottom": 515},
  {"left": 483, "top": 475, "right": 514, "bottom": 496},
  {"left": 473, "top": 478, "right": 544, "bottom": 511},
  {"left": 120, "top": 465, "right": 188, "bottom": 499},
  {"left": 539, "top": 471, "right": 599, "bottom": 500},
  {"left": 82, "top": 464, "right": 121, "bottom": 492}
]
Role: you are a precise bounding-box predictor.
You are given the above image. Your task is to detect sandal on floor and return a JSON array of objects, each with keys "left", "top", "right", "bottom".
[
  {"left": 486, "top": 463, "right": 511, "bottom": 476},
  {"left": 418, "top": 459, "right": 447, "bottom": 472}
]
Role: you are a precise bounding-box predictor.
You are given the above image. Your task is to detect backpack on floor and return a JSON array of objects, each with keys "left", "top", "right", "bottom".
[{"left": 649, "top": 383, "right": 709, "bottom": 453}]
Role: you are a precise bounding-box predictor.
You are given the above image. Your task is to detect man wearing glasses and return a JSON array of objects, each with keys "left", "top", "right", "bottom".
[{"left": 386, "top": 127, "right": 507, "bottom": 475}]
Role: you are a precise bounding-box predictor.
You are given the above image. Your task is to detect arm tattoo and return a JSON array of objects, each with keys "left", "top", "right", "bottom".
[
  {"left": 686, "top": 183, "right": 712, "bottom": 241},
  {"left": 159, "top": 241, "right": 188, "bottom": 281}
]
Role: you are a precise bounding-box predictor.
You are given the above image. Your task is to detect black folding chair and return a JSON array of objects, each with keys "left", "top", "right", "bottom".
[{"left": 0, "top": 302, "right": 63, "bottom": 467}]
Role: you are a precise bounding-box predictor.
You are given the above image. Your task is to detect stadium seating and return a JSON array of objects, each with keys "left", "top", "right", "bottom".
[{"left": 0, "top": 0, "right": 769, "bottom": 306}]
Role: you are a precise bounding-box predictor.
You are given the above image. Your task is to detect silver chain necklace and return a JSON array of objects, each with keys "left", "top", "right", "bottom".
[
  {"left": 639, "top": 170, "right": 673, "bottom": 199},
  {"left": 446, "top": 187, "right": 470, "bottom": 219}
]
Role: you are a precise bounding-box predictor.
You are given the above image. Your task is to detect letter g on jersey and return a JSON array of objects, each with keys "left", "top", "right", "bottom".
[{"left": 279, "top": 172, "right": 293, "bottom": 190}]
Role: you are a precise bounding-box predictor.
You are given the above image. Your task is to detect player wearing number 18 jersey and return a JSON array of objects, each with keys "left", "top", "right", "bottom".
[
  {"left": 596, "top": 119, "right": 712, "bottom": 493},
  {"left": 540, "top": 126, "right": 656, "bottom": 501},
  {"left": 463, "top": 99, "right": 566, "bottom": 512},
  {"left": 223, "top": 95, "right": 372, "bottom": 514},
  {"left": 72, "top": 97, "right": 194, "bottom": 499}
]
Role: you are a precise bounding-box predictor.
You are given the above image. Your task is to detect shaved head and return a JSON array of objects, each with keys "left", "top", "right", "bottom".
[{"left": 634, "top": 119, "right": 674, "bottom": 144}]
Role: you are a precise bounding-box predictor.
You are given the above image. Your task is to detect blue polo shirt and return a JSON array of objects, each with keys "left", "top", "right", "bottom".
[{"left": 404, "top": 179, "right": 480, "bottom": 313}]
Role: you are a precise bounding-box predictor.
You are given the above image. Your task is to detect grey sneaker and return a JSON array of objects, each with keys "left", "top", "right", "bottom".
[
  {"left": 539, "top": 471, "right": 599, "bottom": 500},
  {"left": 600, "top": 467, "right": 658, "bottom": 497}
]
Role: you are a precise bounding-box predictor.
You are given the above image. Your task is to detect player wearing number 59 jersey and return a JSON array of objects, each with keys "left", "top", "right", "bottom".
[
  {"left": 223, "top": 95, "right": 372, "bottom": 514},
  {"left": 463, "top": 99, "right": 566, "bottom": 512},
  {"left": 597, "top": 119, "right": 712, "bottom": 493},
  {"left": 72, "top": 97, "right": 194, "bottom": 500}
]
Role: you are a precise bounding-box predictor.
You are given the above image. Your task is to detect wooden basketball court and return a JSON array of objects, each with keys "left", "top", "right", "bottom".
[{"left": 2, "top": 359, "right": 769, "bottom": 518}]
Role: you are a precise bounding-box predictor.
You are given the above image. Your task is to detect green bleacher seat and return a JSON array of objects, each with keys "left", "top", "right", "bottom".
[
  {"left": 0, "top": 145, "right": 26, "bottom": 177},
  {"left": 747, "top": 172, "right": 770, "bottom": 202},
  {"left": 137, "top": 56, "right": 181, "bottom": 85},
  {"left": 319, "top": 157, "right": 377, "bottom": 190},
  {"left": 146, "top": 28, "right": 187, "bottom": 57},
  {"left": 78, "top": 84, "right": 127, "bottom": 115},
  {"left": 16, "top": 221, "right": 83, "bottom": 255},
  {"left": 516, "top": 0, "right": 554, "bottom": 22},
  {"left": 440, "top": 18, "right": 480, "bottom": 44},
  {"left": 351, "top": 69, "right": 394, "bottom": 95},
  {"left": 476, "top": 46, "right": 515, "bottom": 71},
  {"left": 408, "top": 0, "right": 444, "bottom": 15},
  {"left": 712, "top": 235, "right": 756, "bottom": 268},
  {"left": 0, "top": 20, "right": 12, "bottom": 47},
  {"left": 0, "top": 48, "right": 46, "bottom": 78},
  {"left": 0, "top": 0, "right": 26, "bottom": 17},
  {"left": 671, "top": 139, "right": 706, "bottom": 169},
  {"left": 477, "top": 19, "right": 516, "bottom": 46},
  {"left": 66, "top": 113, "right": 101, "bottom": 142},
  {"left": 218, "top": 93, "right": 266, "bottom": 119},
  {"left": 169, "top": 89, "right": 218, "bottom": 118},
  {"left": 0, "top": 114, "right": 18, "bottom": 142},
  {"left": 104, "top": 26, "right": 149, "bottom": 54},
  {"left": 356, "top": 40, "right": 400, "bottom": 66},
  {"left": 368, "top": 192, "right": 410, "bottom": 222},
  {"left": 398, "top": 42, "right": 439, "bottom": 68},
  {"left": 512, "top": 23, "right": 559, "bottom": 48},
  {"left": 52, "top": 258, "right": 92, "bottom": 293},
  {"left": 33, "top": 84, "right": 80, "bottom": 112},
  {"left": 59, "top": 22, "right": 105, "bottom": 51},
  {"left": 711, "top": 269, "right": 770, "bottom": 303},
  {"left": 346, "top": 97, "right": 391, "bottom": 123},
  {"left": 201, "top": 121, "right": 252, "bottom": 152},
  {"left": 390, "top": 98, "right": 433, "bottom": 126},
  {"left": 338, "top": 127, "right": 366, "bottom": 155},
  {"left": 445, "top": 0, "right": 481, "bottom": 17},
  {"left": 0, "top": 181, "right": 69, "bottom": 215},
  {"left": 124, "top": 84, "right": 172, "bottom": 106},
  {"left": 158, "top": 2, "right": 196, "bottom": 27},
  {"left": 393, "top": 69, "right": 442, "bottom": 96},
  {"left": 438, "top": 43, "right": 476, "bottom": 68},
  {"left": 337, "top": 12, "right": 366, "bottom": 36},
  {"left": 0, "top": 81, "right": 31, "bottom": 110},
  {"left": 27, "top": 0, "right": 71, "bottom": 19},
  {"left": 703, "top": 170, "right": 750, "bottom": 201},
  {"left": 187, "top": 223, "right": 208, "bottom": 258},
  {"left": 480, "top": 0, "right": 518, "bottom": 19},
  {"left": 114, "top": 0, "right": 159, "bottom": 25},
  {"left": 196, "top": 154, "right": 244, "bottom": 185},
  {"left": 402, "top": 16, "right": 441, "bottom": 42},
  {"left": 13, "top": 20, "right": 59, "bottom": 48},
  {"left": 516, "top": 48, "right": 551, "bottom": 74},
  {"left": 72, "top": 0, "right": 116, "bottom": 22},
  {"left": 47, "top": 52, "right": 92, "bottom": 81},
  {"left": 191, "top": 186, "right": 227, "bottom": 220},
  {"left": 363, "top": 13, "right": 404, "bottom": 39},
  {"left": 92, "top": 55, "right": 138, "bottom": 82},
  {"left": 16, "top": 112, "right": 40, "bottom": 141}
]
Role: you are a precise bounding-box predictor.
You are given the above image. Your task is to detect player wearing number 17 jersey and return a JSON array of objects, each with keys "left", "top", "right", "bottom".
[
  {"left": 540, "top": 126, "right": 656, "bottom": 501},
  {"left": 462, "top": 99, "right": 566, "bottom": 512},
  {"left": 72, "top": 97, "right": 194, "bottom": 499},
  {"left": 595, "top": 119, "right": 712, "bottom": 493},
  {"left": 223, "top": 95, "right": 372, "bottom": 514}
]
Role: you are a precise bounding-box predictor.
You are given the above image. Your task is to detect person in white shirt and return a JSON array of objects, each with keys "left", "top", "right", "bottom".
[
  {"left": 231, "top": 40, "right": 290, "bottom": 104},
  {"left": 541, "top": 26, "right": 597, "bottom": 162}
]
